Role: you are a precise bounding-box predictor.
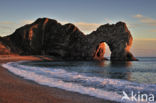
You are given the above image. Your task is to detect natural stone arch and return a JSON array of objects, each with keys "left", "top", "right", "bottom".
[
  {"left": 93, "top": 42, "right": 112, "bottom": 60},
  {"left": 0, "top": 18, "right": 137, "bottom": 61},
  {"left": 94, "top": 42, "right": 106, "bottom": 60},
  {"left": 86, "top": 22, "right": 137, "bottom": 61}
]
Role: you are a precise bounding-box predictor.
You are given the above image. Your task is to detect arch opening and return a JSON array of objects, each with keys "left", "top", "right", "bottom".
[{"left": 94, "top": 42, "right": 111, "bottom": 61}]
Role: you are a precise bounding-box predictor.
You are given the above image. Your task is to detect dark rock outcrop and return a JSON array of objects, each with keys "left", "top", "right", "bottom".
[{"left": 0, "top": 18, "right": 137, "bottom": 61}]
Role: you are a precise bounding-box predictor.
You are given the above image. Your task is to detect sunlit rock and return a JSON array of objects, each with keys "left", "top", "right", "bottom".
[{"left": 0, "top": 18, "right": 137, "bottom": 61}]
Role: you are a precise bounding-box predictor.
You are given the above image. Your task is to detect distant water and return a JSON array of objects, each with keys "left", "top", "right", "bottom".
[{"left": 2, "top": 57, "right": 156, "bottom": 103}]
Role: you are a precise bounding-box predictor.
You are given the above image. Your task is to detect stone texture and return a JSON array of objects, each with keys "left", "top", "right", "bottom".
[
  {"left": 0, "top": 18, "right": 137, "bottom": 61},
  {"left": 87, "top": 22, "right": 137, "bottom": 61}
]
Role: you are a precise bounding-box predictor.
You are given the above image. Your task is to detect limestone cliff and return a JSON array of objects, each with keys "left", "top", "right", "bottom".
[{"left": 0, "top": 18, "right": 137, "bottom": 61}]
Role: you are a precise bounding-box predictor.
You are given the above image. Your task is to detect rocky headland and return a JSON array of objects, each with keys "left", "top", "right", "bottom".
[{"left": 0, "top": 18, "right": 137, "bottom": 61}]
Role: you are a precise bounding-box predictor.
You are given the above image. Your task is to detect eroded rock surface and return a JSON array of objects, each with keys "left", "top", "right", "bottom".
[{"left": 0, "top": 18, "right": 137, "bottom": 61}]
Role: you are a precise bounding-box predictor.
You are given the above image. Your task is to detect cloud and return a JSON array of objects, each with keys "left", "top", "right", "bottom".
[
  {"left": 0, "top": 25, "right": 11, "bottom": 29},
  {"left": 0, "top": 19, "right": 110, "bottom": 36},
  {"left": 0, "top": 21, "right": 14, "bottom": 25},
  {"left": 150, "top": 29, "right": 156, "bottom": 33},
  {"left": 20, "top": 20, "right": 33, "bottom": 25},
  {"left": 0, "top": 21, "right": 17, "bottom": 36},
  {"left": 17, "top": 19, "right": 113, "bottom": 34},
  {"left": 0, "top": 21, "right": 16, "bottom": 28},
  {"left": 60, "top": 18, "right": 115, "bottom": 34},
  {"left": 60, "top": 21, "right": 101, "bottom": 34},
  {"left": 74, "top": 22, "right": 100, "bottom": 33},
  {"left": 0, "top": 19, "right": 34, "bottom": 36},
  {"left": 127, "top": 23, "right": 136, "bottom": 28},
  {"left": 104, "top": 18, "right": 113, "bottom": 23},
  {"left": 133, "top": 14, "right": 156, "bottom": 26},
  {"left": 0, "top": 20, "right": 33, "bottom": 28},
  {"left": 133, "top": 14, "right": 144, "bottom": 18}
]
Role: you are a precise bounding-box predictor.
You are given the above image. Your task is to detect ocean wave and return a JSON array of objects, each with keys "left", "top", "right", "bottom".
[{"left": 2, "top": 61, "right": 156, "bottom": 103}]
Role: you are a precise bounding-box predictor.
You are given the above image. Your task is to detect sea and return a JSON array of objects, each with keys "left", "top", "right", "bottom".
[{"left": 2, "top": 57, "right": 156, "bottom": 103}]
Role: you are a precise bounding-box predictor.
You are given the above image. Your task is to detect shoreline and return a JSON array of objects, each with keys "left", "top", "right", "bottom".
[{"left": 0, "top": 55, "right": 116, "bottom": 103}]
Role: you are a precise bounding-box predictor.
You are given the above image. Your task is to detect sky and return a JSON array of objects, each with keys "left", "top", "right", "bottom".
[{"left": 0, "top": 0, "right": 156, "bottom": 57}]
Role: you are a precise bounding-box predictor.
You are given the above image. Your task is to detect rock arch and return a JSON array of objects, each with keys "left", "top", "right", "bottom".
[
  {"left": 94, "top": 42, "right": 106, "bottom": 60},
  {"left": 0, "top": 18, "right": 137, "bottom": 61},
  {"left": 94, "top": 42, "right": 112, "bottom": 60},
  {"left": 86, "top": 22, "right": 137, "bottom": 61}
]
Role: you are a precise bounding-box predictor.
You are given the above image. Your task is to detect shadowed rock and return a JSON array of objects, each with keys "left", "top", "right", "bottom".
[{"left": 0, "top": 18, "right": 137, "bottom": 61}]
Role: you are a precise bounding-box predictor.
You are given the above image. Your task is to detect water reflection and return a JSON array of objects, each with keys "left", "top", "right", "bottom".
[
  {"left": 96, "top": 61, "right": 132, "bottom": 81},
  {"left": 110, "top": 61, "right": 132, "bottom": 80},
  {"left": 19, "top": 58, "right": 156, "bottom": 84},
  {"left": 24, "top": 60, "right": 132, "bottom": 81},
  {"left": 110, "top": 61, "right": 132, "bottom": 67}
]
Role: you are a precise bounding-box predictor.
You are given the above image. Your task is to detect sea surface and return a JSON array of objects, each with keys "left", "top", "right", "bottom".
[{"left": 2, "top": 57, "right": 156, "bottom": 103}]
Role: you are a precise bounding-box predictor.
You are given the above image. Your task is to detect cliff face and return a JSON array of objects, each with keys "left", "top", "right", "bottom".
[
  {"left": 87, "top": 22, "right": 137, "bottom": 61},
  {"left": 0, "top": 18, "right": 137, "bottom": 61}
]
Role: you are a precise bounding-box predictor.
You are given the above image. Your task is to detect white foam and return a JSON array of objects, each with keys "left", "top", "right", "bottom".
[{"left": 2, "top": 61, "right": 156, "bottom": 103}]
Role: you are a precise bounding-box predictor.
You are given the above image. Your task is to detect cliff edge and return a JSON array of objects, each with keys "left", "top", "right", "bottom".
[{"left": 0, "top": 18, "right": 137, "bottom": 61}]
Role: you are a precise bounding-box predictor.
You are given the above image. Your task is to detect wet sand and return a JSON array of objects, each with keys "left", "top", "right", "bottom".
[{"left": 0, "top": 55, "right": 115, "bottom": 103}]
